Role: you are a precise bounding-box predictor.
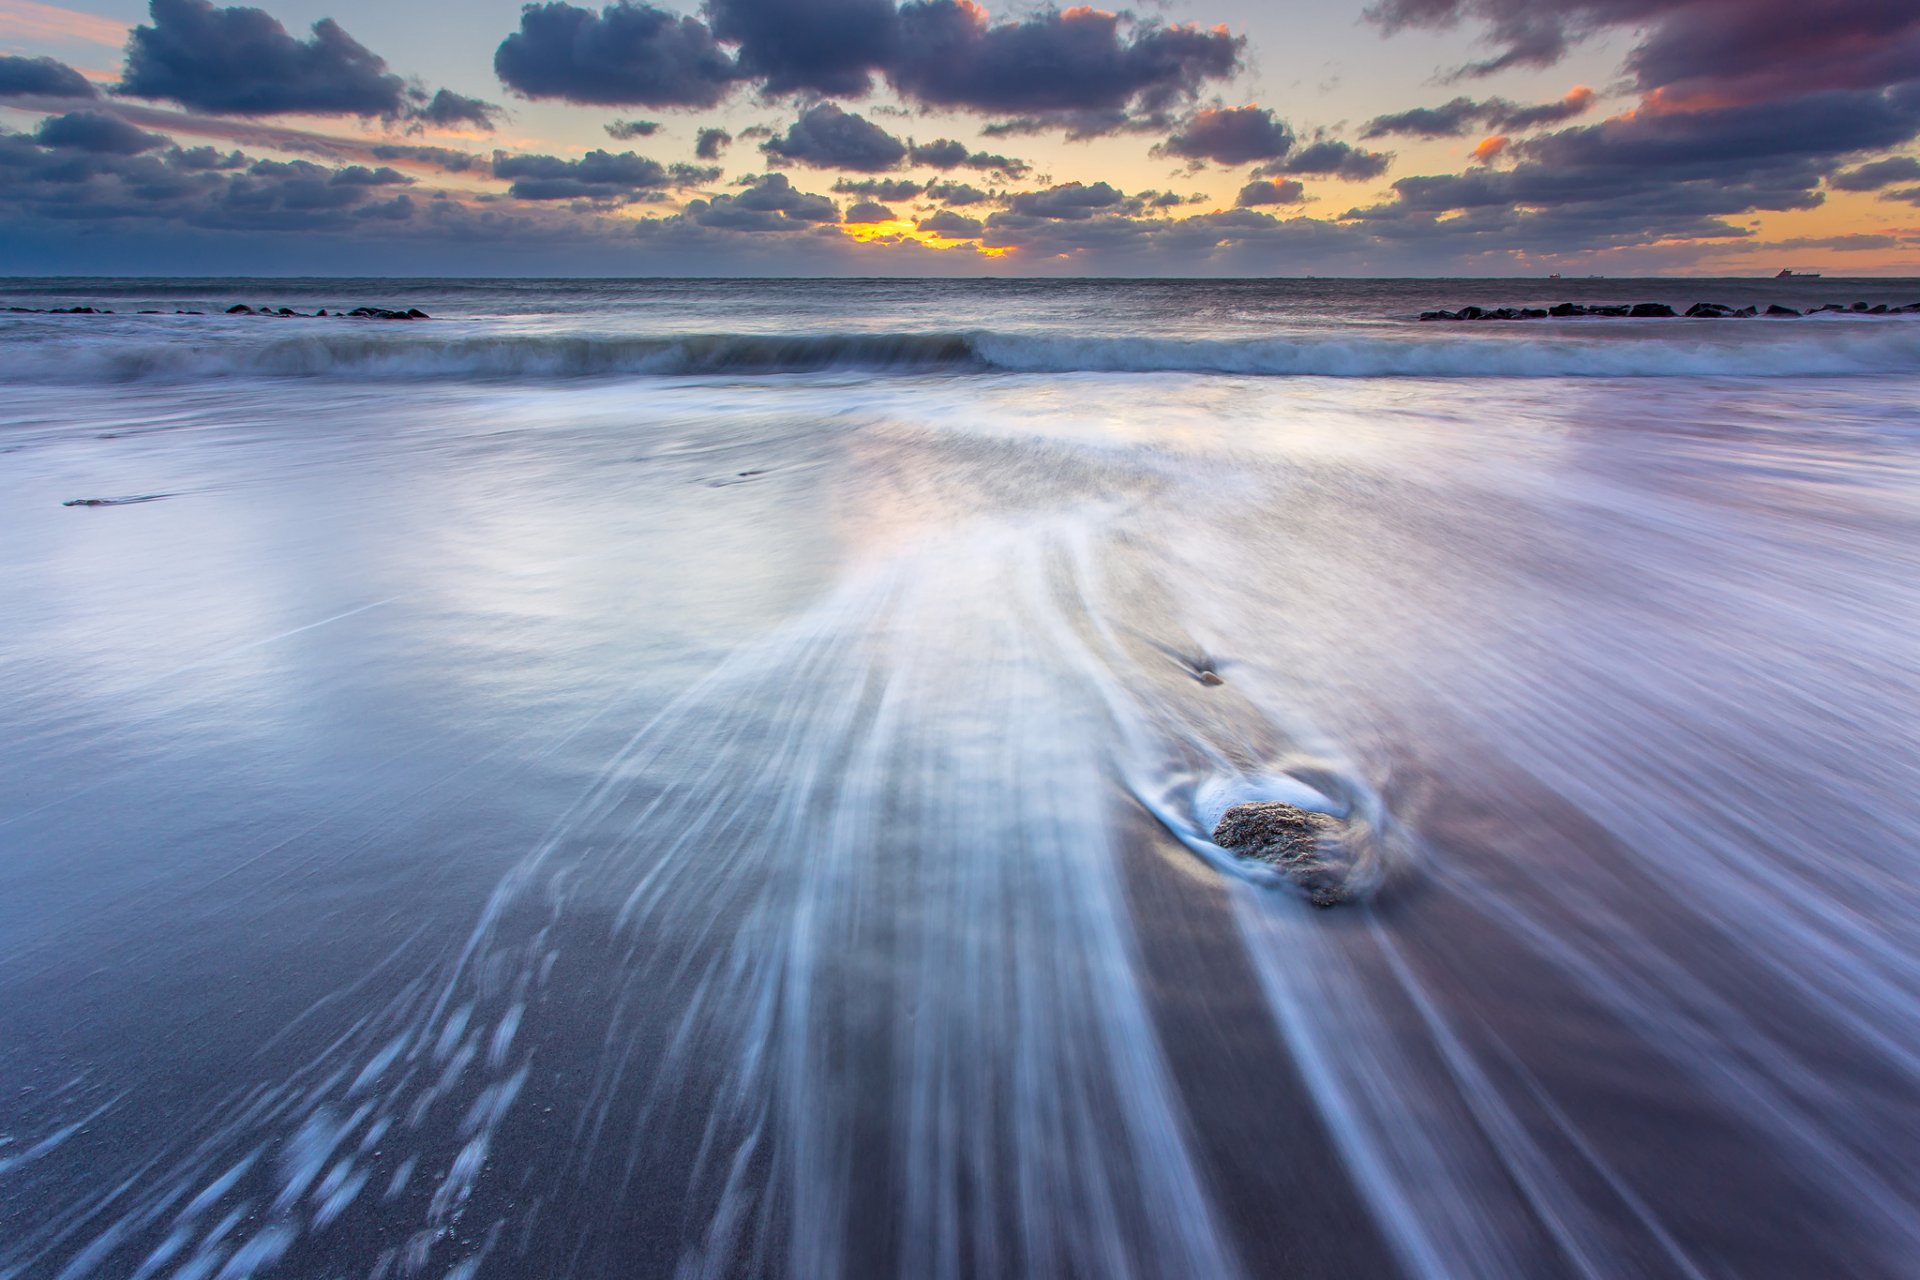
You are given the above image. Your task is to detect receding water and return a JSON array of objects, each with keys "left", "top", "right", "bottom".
[{"left": 2, "top": 280, "right": 1919, "bottom": 1279}]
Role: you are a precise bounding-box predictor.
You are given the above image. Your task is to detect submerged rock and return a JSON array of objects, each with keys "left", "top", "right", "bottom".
[
  {"left": 63, "top": 494, "right": 168, "bottom": 507},
  {"left": 1211, "top": 802, "right": 1356, "bottom": 907}
]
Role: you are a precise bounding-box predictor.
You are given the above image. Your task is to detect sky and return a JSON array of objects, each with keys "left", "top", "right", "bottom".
[{"left": 1, "top": 0, "right": 1918, "bottom": 275}]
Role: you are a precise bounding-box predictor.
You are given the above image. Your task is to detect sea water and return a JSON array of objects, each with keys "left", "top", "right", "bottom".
[{"left": 2, "top": 277, "right": 1919, "bottom": 1279}]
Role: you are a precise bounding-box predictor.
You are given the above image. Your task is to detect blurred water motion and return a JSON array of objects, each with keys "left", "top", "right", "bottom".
[{"left": 2, "top": 280, "right": 1920, "bottom": 1278}]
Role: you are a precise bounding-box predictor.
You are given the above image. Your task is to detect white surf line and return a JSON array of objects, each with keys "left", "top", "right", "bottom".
[{"left": 0, "top": 599, "right": 393, "bottom": 831}]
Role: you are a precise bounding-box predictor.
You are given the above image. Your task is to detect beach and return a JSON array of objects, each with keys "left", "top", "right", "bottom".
[{"left": 3, "top": 277, "right": 1920, "bottom": 1279}]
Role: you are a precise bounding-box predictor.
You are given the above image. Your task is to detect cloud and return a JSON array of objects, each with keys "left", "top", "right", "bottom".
[
  {"left": 763, "top": 103, "right": 906, "bottom": 171},
  {"left": 491, "top": 148, "right": 673, "bottom": 200},
  {"left": 0, "top": 54, "right": 98, "bottom": 99},
  {"left": 890, "top": 3, "right": 1241, "bottom": 115},
  {"left": 906, "top": 137, "right": 1027, "bottom": 174},
  {"left": 1762, "top": 232, "right": 1905, "bottom": 251},
  {"left": 1343, "top": 89, "right": 1920, "bottom": 257},
  {"left": 833, "top": 176, "right": 922, "bottom": 199},
  {"left": 326, "top": 164, "right": 410, "bottom": 186},
  {"left": 925, "top": 179, "right": 989, "bottom": 204},
  {"left": 1493, "top": 86, "right": 1596, "bottom": 131},
  {"left": 1346, "top": 0, "right": 1920, "bottom": 262},
  {"left": 982, "top": 108, "right": 1174, "bottom": 140},
  {"left": 18, "top": 98, "right": 494, "bottom": 174},
  {"left": 409, "top": 89, "right": 501, "bottom": 130},
  {"left": 1235, "top": 177, "right": 1304, "bottom": 206},
  {"left": 1159, "top": 105, "right": 1292, "bottom": 165},
  {"left": 362, "top": 143, "right": 488, "bottom": 174},
  {"left": 1830, "top": 156, "right": 1920, "bottom": 191},
  {"left": 687, "top": 171, "right": 837, "bottom": 229},
  {"left": 0, "top": 123, "right": 433, "bottom": 235},
  {"left": 118, "top": 0, "right": 410, "bottom": 116},
  {"left": 695, "top": 127, "right": 731, "bottom": 159},
  {"left": 843, "top": 199, "right": 895, "bottom": 222},
  {"left": 494, "top": 2, "right": 738, "bottom": 107},
  {"left": 1258, "top": 139, "right": 1392, "bottom": 181},
  {"left": 707, "top": 0, "right": 897, "bottom": 97},
  {"left": 33, "top": 110, "right": 169, "bottom": 154},
  {"left": 1365, "top": 0, "right": 1920, "bottom": 105},
  {"left": 918, "top": 208, "right": 982, "bottom": 236},
  {"left": 1363, "top": 88, "right": 1595, "bottom": 139},
  {"left": 606, "top": 119, "right": 660, "bottom": 139},
  {"left": 484, "top": 0, "right": 1241, "bottom": 131},
  {"left": 1006, "top": 181, "right": 1135, "bottom": 220}
]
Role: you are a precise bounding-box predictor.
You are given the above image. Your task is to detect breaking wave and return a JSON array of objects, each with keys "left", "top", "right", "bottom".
[{"left": 5, "top": 323, "right": 1920, "bottom": 383}]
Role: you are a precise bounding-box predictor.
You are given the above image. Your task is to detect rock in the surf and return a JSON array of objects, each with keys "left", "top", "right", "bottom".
[
  {"left": 1212, "top": 802, "right": 1356, "bottom": 907},
  {"left": 1629, "top": 302, "right": 1677, "bottom": 318}
]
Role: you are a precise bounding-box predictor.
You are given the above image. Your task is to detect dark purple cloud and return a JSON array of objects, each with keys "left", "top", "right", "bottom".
[
  {"left": 918, "top": 209, "right": 982, "bottom": 236},
  {"left": 1366, "top": 0, "right": 1920, "bottom": 104},
  {"left": 1006, "top": 181, "right": 1135, "bottom": 220},
  {"left": 1363, "top": 89, "right": 1595, "bottom": 139},
  {"left": 906, "top": 138, "right": 1027, "bottom": 174},
  {"left": 0, "top": 55, "right": 98, "bottom": 100},
  {"left": 1347, "top": 89, "right": 1920, "bottom": 256},
  {"left": 695, "top": 127, "right": 732, "bottom": 159},
  {"left": 833, "top": 176, "right": 923, "bottom": 200},
  {"left": 763, "top": 103, "right": 907, "bottom": 171},
  {"left": 707, "top": 0, "right": 896, "bottom": 97},
  {"left": 0, "top": 125, "right": 430, "bottom": 234},
  {"left": 491, "top": 148, "right": 672, "bottom": 200},
  {"left": 1235, "top": 177, "right": 1305, "bottom": 206},
  {"left": 34, "top": 111, "right": 170, "bottom": 155},
  {"left": 1158, "top": 106, "right": 1292, "bottom": 165},
  {"left": 409, "top": 89, "right": 501, "bottom": 130},
  {"left": 487, "top": 0, "right": 1241, "bottom": 128},
  {"left": 924, "top": 179, "right": 989, "bottom": 205},
  {"left": 843, "top": 199, "right": 895, "bottom": 222},
  {"left": 890, "top": 2, "right": 1241, "bottom": 116},
  {"left": 687, "top": 172, "right": 838, "bottom": 230},
  {"left": 607, "top": 119, "right": 661, "bottom": 139},
  {"left": 983, "top": 108, "right": 1174, "bottom": 141},
  {"left": 495, "top": 2, "right": 738, "bottom": 106},
  {"left": 1830, "top": 156, "right": 1920, "bottom": 191},
  {"left": 1261, "top": 140, "right": 1392, "bottom": 181},
  {"left": 119, "top": 0, "right": 410, "bottom": 116}
]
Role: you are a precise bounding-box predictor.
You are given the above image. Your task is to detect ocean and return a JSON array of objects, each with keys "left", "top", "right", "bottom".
[{"left": 2, "top": 277, "right": 1919, "bottom": 1279}]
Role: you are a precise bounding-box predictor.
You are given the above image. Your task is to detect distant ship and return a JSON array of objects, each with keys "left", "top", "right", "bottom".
[{"left": 1776, "top": 268, "right": 1821, "bottom": 279}]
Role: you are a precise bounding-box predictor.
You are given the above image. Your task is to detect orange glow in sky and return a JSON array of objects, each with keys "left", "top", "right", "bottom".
[{"left": 836, "top": 219, "right": 1014, "bottom": 258}]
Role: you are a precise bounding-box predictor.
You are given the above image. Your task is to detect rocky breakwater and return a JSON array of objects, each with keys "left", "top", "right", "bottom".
[
  {"left": 5, "top": 304, "right": 432, "bottom": 318},
  {"left": 1421, "top": 299, "right": 1920, "bottom": 321},
  {"left": 225, "top": 304, "right": 430, "bottom": 319}
]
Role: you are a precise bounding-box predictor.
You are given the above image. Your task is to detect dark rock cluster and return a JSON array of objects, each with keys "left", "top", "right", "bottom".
[
  {"left": 3, "top": 304, "right": 429, "bottom": 318},
  {"left": 1421, "top": 300, "right": 1920, "bottom": 321},
  {"left": 1211, "top": 801, "right": 1358, "bottom": 908},
  {"left": 225, "top": 304, "right": 430, "bottom": 319}
]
